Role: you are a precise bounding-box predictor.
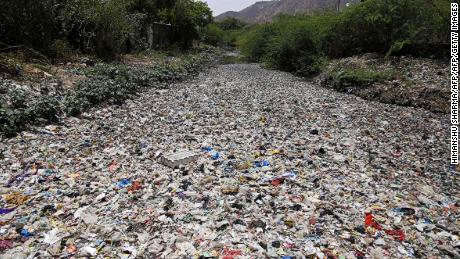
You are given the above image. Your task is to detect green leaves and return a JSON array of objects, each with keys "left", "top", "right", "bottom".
[
  {"left": 217, "top": 17, "right": 247, "bottom": 31},
  {"left": 328, "top": 67, "right": 396, "bottom": 90},
  {"left": 0, "top": 48, "right": 218, "bottom": 137},
  {"left": 171, "top": 0, "right": 213, "bottom": 48},
  {"left": 63, "top": 49, "right": 217, "bottom": 117},
  {"left": 1, "top": 0, "right": 214, "bottom": 59},
  {"left": 237, "top": 0, "right": 450, "bottom": 76}
]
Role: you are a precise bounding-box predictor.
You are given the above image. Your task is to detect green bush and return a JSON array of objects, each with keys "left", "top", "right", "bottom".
[
  {"left": 324, "top": 67, "right": 395, "bottom": 91},
  {"left": 0, "top": 0, "right": 214, "bottom": 59},
  {"left": 10, "top": 89, "right": 28, "bottom": 109},
  {"left": 326, "top": 0, "right": 450, "bottom": 58},
  {"left": 0, "top": 105, "right": 31, "bottom": 138},
  {"left": 217, "top": 17, "right": 247, "bottom": 31},
  {"left": 202, "top": 24, "right": 226, "bottom": 46},
  {"left": 0, "top": 48, "right": 219, "bottom": 137},
  {"left": 0, "top": 106, "right": 8, "bottom": 134},
  {"left": 237, "top": 0, "right": 450, "bottom": 76},
  {"left": 238, "top": 24, "right": 274, "bottom": 61},
  {"left": 0, "top": 0, "right": 59, "bottom": 56},
  {"left": 83, "top": 0, "right": 135, "bottom": 60},
  {"left": 30, "top": 95, "right": 60, "bottom": 122},
  {"left": 63, "top": 48, "right": 218, "bottom": 118},
  {"left": 50, "top": 39, "right": 74, "bottom": 60},
  {"left": 202, "top": 24, "right": 243, "bottom": 48},
  {"left": 0, "top": 90, "right": 61, "bottom": 136},
  {"left": 238, "top": 13, "right": 337, "bottom": 75}
]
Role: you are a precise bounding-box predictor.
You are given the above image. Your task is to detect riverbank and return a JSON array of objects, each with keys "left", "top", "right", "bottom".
[
  {"left": 0, "top": 63, "right": 455, "bottom": 258},
  {"left": 315, "top": 54, "right": 449, "bottom": 114},
  {"left": 0, "top": 47, "right": 221, "bottom": 137}
]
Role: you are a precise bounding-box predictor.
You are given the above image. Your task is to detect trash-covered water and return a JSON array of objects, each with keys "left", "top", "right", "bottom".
[{"left": 0, "top": 64, "right": 457, "bottom": 258}]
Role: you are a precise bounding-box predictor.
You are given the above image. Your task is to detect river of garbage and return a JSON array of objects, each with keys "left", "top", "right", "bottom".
[{"left": 0, "top": 64, "right": 457, "bottom": 258}]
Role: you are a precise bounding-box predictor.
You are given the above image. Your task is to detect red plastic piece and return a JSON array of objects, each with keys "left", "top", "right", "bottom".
[
  {"left": 365, "top": 213, "right": 383, "bottom": 230},
  {"left": 385, "top": 229, "right": 406, "bottom": 241}
]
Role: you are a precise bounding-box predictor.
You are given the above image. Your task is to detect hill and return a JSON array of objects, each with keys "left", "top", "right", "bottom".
[{"left": 216, "top": 0, "right": 360, "bottom": 23}]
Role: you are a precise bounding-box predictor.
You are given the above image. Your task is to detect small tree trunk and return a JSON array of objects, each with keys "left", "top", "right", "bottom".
[{"left": 337, "top": 0, "right": 341, "bottom": 11}]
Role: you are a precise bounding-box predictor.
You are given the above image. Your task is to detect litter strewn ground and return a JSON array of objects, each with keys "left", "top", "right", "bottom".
[
  {"left": 0, "top": 64, "right": 457, "bottom": 258},
  {"left": 316, "top": 54, "right": 450, "bottom": 113}
]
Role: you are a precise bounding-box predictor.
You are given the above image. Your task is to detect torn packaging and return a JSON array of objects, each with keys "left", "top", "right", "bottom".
[{"left": 160, "top": 150, "right": 199, "bottom": 168}]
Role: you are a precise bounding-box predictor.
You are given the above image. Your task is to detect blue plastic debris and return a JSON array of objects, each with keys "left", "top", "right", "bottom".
[
  {"left": 117, "top": 179, "right": 132, "bottom": 188},
  {"left": 201, "top": 147, "right": 213, "bottom": 152},
  {"left": 177, "top": 192, "right": 187, "bottom": 200},
  {"left": 0, "top": 208, "right": 14, "bottom": 214},
  {"left": 20, "top": 229, "right": 33, "bottom": 237},
  {"left": 255, "top": 160, "right": 270, "bottom": 167},
  {"left": 201, "top": 147, "right": 220, "bottom": 160},
  {"left": 139, "top": 141, "right": 148, "bottom": 149},
  {"left": 210, "top": 151, "right": 220, "bottom": 160}
]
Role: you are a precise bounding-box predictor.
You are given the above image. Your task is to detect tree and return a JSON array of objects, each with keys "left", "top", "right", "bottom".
[
  {"left": 171, "top": 0, "right": 213, "bottom": 48},
  {"left": 217, "top": 17, "right": 247, "bottom": 31},
  {"left": 0, "top": 0, "right": 60, "bottom": 54},
  {"left": 0, "top": 0, "right": 214, "bottom": 58}
]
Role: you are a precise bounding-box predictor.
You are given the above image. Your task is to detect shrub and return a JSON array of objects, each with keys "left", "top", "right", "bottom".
[
  {"left": 67, "top": 77, "right": 138, "bottom": 109},
  {"left": 62, "top": 48, "right": 218, "bottom": 118},
  {"left": 237, "top": 0, "right": 450, "bottom": 76},
  {"left": 50, "top": 39, "right": 74, "bottom": 61},
  {"left": 10, "top": 89, "right": 28, "bottom": 109},
  {"left": 0, "top": 108, "right": 32, "bottom": 138},
  {"left": 29, "top": 95, "right": 60, "bottom": 122},
  {"left": 0, "top": 105, "right": 10, "bottom": 136},
  {"left": 202, "top": 24, "right": 226, "bottom": 46},
  {"left": 0, "top": 0, "right": 59, "bottom": 56},
  {"left": 217, "top": 17, "right": 247, "bottom": 31},
  {"left": 63, "top": 94, "right": 91, "bottom": 117},
  {"left": 324, "top": 67, "right": 395, "bottom": 91},
  {"left": 170, "top": 0, "right": 213, "bottom": 48},
  {"left": 237, "top": 24, "right": 274, "bottom": 62},
  {"left": 326, "top": 0, "right": 450, "bottom": 58},
  {"left": 0, "top": 0, "right": 214, "bottom": 59},
  {"left": 82, "top": 0, "right": 135, "bottom": 60}
]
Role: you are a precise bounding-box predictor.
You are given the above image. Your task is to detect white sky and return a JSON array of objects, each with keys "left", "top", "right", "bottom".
[{"left": 203, "top": 0, "right": 260, "bottom": 16}]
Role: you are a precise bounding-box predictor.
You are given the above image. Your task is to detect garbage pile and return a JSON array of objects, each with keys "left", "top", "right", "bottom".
[
  {"left": 0, "top": 64, "right": 457, "bottom": 258},
  {"left": 316, "top": 54, "right": 450, "bottom": 113}
]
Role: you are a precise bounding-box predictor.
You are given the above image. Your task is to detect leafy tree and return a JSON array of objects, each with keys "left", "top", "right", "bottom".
[
  {"left": 171, "top": 0, "right": 213, "bottom": 48},
  {"left": 0, "top": 0, "right": 60, "bottom": 55},
  {"left": 217, "top": 17, "right": 247, "bottom": 31},
  {"left": 238, "top": 0, "right": 450, "bottom": 76},
  {"left": 326, "top": 0, "right": 450, "bottom": 57},
  {"left": 0, "top": 0, "right": 213, "bottom": 58},
  {"left": 202, "top": 24, "right": 225, "bottom": 46}
]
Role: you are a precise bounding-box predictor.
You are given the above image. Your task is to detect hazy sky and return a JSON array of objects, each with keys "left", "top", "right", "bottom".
[{"left": 204, "top": 0, "right": 260, "bottom": 16}]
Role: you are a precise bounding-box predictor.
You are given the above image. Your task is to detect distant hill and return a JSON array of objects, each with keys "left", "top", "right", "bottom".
[{"left": 215, "top": 0, "right": 360, "bottom": 23}]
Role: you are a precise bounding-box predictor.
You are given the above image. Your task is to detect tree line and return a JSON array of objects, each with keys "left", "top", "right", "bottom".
[
  {"left": 0, "top": 0, "right": 213, "bottom": 60},
  {"left": 236, "top": 0, "right": 450, "bottom": 76}
]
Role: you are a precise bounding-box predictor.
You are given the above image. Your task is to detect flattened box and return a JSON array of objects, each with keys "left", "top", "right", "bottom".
[{"left": 160, "top": 150, "right": 199, "bottom": 168}]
